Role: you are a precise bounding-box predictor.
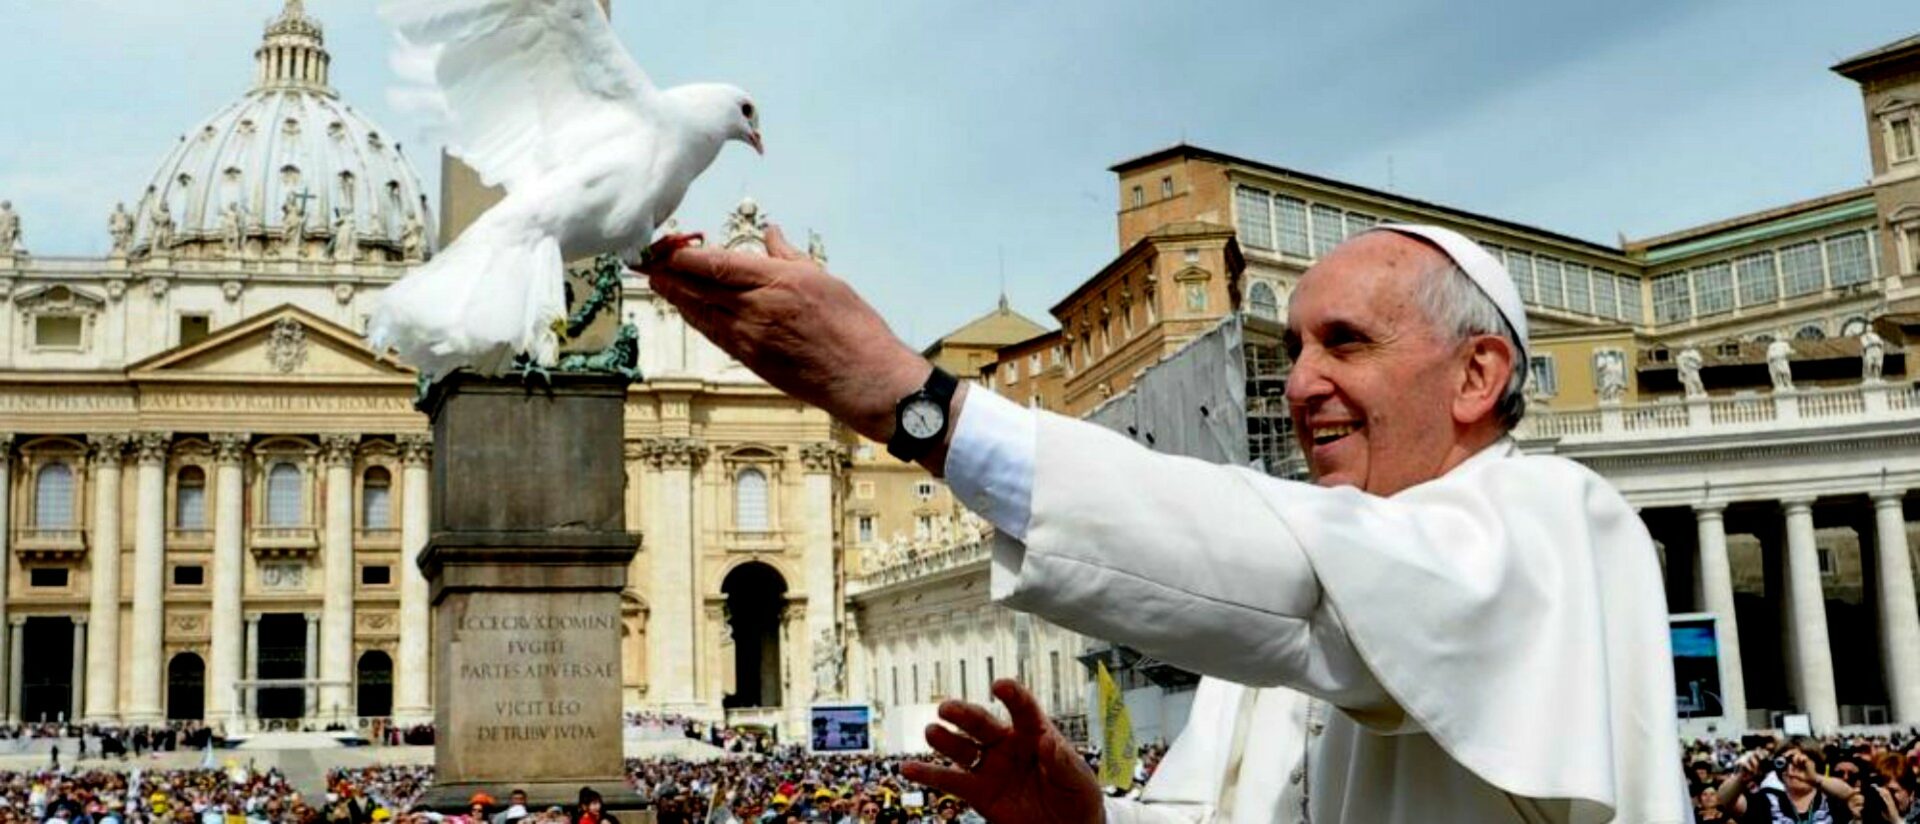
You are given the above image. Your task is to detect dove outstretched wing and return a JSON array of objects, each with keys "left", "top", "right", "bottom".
[{"left": 381, "top": 0, "right": 657, "bottom": 192}]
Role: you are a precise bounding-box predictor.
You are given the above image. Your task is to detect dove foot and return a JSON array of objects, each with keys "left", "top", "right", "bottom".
[{"left": 513, "top": 356, "right": 554, "bottom": 387}]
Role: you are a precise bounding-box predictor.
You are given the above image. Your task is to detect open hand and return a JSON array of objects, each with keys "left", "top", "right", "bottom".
[
  {"left": 901, "top": 679, "right": 1103, "bottom": 824},
  {"left": 638, "top": 224, "right": 932, "bottom": 444}
]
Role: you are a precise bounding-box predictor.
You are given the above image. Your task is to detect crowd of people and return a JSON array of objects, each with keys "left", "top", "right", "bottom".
[
  {"left": 0, "top": 730, "right": 1913, "bottom": 822},
  {"left": 1683, "top": 731, "right": 1920, "bottom": 822},
  {"left": 0, "top": 765, "right": 306, "bottom": 824}
]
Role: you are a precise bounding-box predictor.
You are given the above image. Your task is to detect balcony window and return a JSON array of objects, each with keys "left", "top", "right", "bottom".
[
  {"left": 175, "top": 466, "right": 206, "bottom": 529},
  {"left": 1310, "top": 205, "right": 1344, "bottom": 258},
  {"left": 1735, "top": 252, "right": 1778, "bottom": 306},
  {"left": 1780, "top": 241, "right": 1824, "bottom": 297},
  {"left": 362, "top": 466, "right": 392, "bottom": 529},
  {"left": 1248, "top": 281, "right": 1280, "bottom": 321},
  {"left": 34, "top": 463, "right": 75, "bottom": 526},
  {"left": 265, "top": 462, "right": 303, "bottom": 526},
  {"left": 1652, "top": 271, "right": 1692, "bottom": 324},
  {"left": 1528, "top": 355, "right": 1558, "bottom": 397},
  {"left": 735, "top": 468, "right": 769, "bottom": 531},
  {"left": 1275, "top": 196, "right": 1310, "bottom": 257},
  {"left": 1506, "top": 251, "right": 1536, "bottom": 304},
  {"left": 1825, "top": 232, "right": 1872, "bottom": 287},
  {"left": 1234, "top": 186, "right": 1273, "bottom": 250},
  {"left": 1591, "top": 268, "right": 1618, "bottom": 318},
  {"left": 1693, "top": 262, "right": 1733, "bottom": 316}
]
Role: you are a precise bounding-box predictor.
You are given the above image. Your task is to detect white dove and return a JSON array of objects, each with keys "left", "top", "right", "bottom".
[{"left": 369, "top": 0, "right": 762, "bottom": 378}]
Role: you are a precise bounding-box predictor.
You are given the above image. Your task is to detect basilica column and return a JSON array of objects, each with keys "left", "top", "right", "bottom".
[
  {"left": 83, "top": 434, "right": 128, "bottom": 722},
  {"left": 1781, "top": 497, "right": 1839, "bottom": 732},
  {"left": 393, "top": 434, "right": 432, "bottom": 725},
  {"left": 244, "top": 613, "right": 260, "bottom": 724},
  {"left": 208, "top": 434, "right": 248, "bottom": 729},
  {"left": 0, "top": 434, "right": 12, "bottom": 722},
  {"left": 799, "top": 443, "right": 846, "bottom": 703},
  {"left": 70, "top": 616, "right": 87, "bottom": 722},
  {"left": 319, "top": 433, "right": 358, "bottom": 723},
  {"left": 126, "top": 432, "right": 170, "bottom": 724},
  {"left": 641, "top": 436, "right": 704, "bottom": 708},
  {"left": 1871, "top": 491, "right": 1920, "bottom": 723},
  {"left": 5, "top": 616, "right": 22, "bottom": 723},
  {"left": 1693, "top": 504, "right": 1747, "bottom": 726},
  {"left": 305, "top": 610, "right": 321, "bottom": 720}
]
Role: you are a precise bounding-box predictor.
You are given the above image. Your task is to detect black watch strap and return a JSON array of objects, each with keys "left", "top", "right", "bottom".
[{"left": 887, "top": 367, "right": 959, "bottom": 462}]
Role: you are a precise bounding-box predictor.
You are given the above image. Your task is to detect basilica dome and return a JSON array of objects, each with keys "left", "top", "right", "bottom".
[{"left": 131, "top": 0, "right": 434, "bottom": 263}]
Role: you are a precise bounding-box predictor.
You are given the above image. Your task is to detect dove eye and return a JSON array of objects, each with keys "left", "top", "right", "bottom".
[{"left": 741, "top": 102, "right": 755, "bottom": 119}]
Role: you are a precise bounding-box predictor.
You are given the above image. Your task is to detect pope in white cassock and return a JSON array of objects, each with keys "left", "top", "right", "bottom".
[{"left": 636, "top": 221, "right": 1688, "bottom": 823}]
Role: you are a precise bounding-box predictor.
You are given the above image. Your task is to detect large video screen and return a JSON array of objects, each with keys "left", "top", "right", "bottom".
[
  {"left": 1671, "top": 616, "right": 1724, "bottom": 718},
  {"left": 809, "top": 704, "right": 873, "bottom": 753}
]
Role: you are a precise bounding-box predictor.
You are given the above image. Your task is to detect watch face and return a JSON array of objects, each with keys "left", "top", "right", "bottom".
[{"left": 901, "top": 398, "right": 946, "bottom": 439}]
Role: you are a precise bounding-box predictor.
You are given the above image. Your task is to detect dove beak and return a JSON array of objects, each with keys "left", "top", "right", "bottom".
[{"left": 747, "top": 130, "right": 764, "bottom": 155}]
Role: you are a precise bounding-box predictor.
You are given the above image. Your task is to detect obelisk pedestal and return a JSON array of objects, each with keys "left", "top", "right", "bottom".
[{"left": 416, "top": 373, "right": 643, "bottom": 811}]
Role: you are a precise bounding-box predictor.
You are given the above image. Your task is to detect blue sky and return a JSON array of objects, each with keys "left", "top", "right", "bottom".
[{"left": 1, "top": 1, "right": 1914, "bottom": 346}]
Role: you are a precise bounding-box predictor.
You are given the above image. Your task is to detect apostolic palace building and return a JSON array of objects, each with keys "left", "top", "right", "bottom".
[{"left": 2, "top": 1, "right": 1918, "bottom": 747}]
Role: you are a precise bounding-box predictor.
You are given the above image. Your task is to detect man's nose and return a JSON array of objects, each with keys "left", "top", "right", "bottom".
[{"left": 1285, "top": 349, "right": 1333, "bottom": 408}]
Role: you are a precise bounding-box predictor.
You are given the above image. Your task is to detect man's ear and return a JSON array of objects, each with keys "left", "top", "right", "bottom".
[{"left": 1453, "top": 334, "right": 1516, "bottom": 427}]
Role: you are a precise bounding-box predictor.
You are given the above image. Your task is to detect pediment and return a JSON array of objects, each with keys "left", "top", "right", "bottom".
[
  {"left": 1873, "top": 95, "right": 1916, "bottom": 116},
  {"left": 129, "top": 303, "right": 414, "bottom": 382}
]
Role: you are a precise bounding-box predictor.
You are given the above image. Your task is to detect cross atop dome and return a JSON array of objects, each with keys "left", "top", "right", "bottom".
[{"left": 255, "top": 0, "right": 331, "bottom": 93}]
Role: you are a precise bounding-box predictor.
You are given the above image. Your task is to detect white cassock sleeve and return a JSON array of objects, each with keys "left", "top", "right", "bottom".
[{"left": 945, "top": 389, "right": 1686, "bottom": 823}]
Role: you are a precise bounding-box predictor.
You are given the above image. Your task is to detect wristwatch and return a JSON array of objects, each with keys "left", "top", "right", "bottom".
[{"left": 887, "top": 366, "right": 959, "bottom": 462}]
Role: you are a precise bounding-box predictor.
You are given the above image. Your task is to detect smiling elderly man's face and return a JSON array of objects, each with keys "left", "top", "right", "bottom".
[{"left": 1283, "top": 231, "right": 1512, "bottom": 496}]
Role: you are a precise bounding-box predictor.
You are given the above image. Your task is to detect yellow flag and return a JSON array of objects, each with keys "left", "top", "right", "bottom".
[{"left": 1096, "top": 660, "right": 1136, "bottom": 791}]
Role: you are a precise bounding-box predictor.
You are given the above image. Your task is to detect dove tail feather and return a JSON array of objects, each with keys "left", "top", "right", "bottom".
[{"left": 367, "top": 223, "right": 566, "bottom": 379}]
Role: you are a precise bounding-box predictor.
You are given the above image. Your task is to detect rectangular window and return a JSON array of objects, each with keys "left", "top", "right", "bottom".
[
  {"left": 913, "top": 664, "right": 921, "bottom": 703},
  {"left": 1561, "top": 263, "right": 1591, "bottom": 315},
  {"left": 1534, "top": 257, "right": 1565, "bottom": 309},
  {"left": 1160, "top": 176, "right": 1173, "bottom": 198},
  {"left": 1693, "top": 262, "right": 1733, "bottom": 316},
  {"left": 1826, "top": 232, "right": 1872, "bottom": 287},
  {"left": 959, "top": 660, "right": 969, "bottom": 701},
  {"left": 1780, "top": 241, "right": 1825, "bottom": 296},
  {"left": 934, "top": 661, "right": 943, "bottom": 699},
  {"left": 1818, "top": 547, "right": 1835, "bottom": 576},
  {"left": 1003, "top": 360, "right": 1019, "bottom": 385},
  {"left": 914, "top": 514, "right": 933, "bottom": 541},
  {"left": 1591, "top": 267, "right": 1618, "bottom": 319},
  {"left": 1310, "top": 204, "right": 1344, "bottom": 257},
  {"left": 856, "top": 515, "right": 875, "bottom": 544},
  {"left": 1893, "top": 117, "right": 1916, "bottom": 162},
  {"left": 1906, "top": 225, "right": 1920, "bottom": 272},
  {"left": 172, "top": 565, "right": 204, "bottom": 587},
  {"left": 1028, "top": 353, "right": 1041, "bottom": 375},
  {"left": 1652, "top": 271, "right": 1692, "bottom": 324},
  {"left": 178, "top": 314, "right": 211, "bottom": 347},
  {"left": 29, "top": 568, "right": 68, "bottom": 588},
  {"left": 1506, "top": 251, "right": 1536, "bottom": 304},
  {"left": 361, "top": 565, "right": 392, "bottom": 585},
  {"left": 1130, "top": 185, "right": 1144, "bottom": 208},
  {"left": 914, "top": 481, "right": 935, "bottom": 500},
  {"left": 1528, "top": 355, "right": 1557, "bottom": 397},
  {"left": 362, "top": 482, "right": 391, "bottom": 529},
  {"left": 987, "top": 656, "right": 995, "bottom": 685},
  {"left": 1233, "top": 186, "right": 1273, "bottom": 250},
  {"left": 1343, "top": 212, "right": 1377, "bottom": 239},
  {"left": 891, "top": 667, "right": 900, "bottom": 706},
  {"left": 176, "top": 478, "right": 207, "bottom": 529},
  {"left": 1274, "top": 196, "right": 1310, "bottom": 257},
  {"left": 1618, "top": 274, "right": 1644, "bottom": 324},
  {"left": 33, "top": 315, "right": 82, "bottom": 348},
  {"left": 1735, "top": 252, "right": 1778, "bottom": 306}
]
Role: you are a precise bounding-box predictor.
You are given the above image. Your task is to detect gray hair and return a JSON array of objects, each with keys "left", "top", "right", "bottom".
[{"left": 1412, "top": 262, "right": 1528, "bottom": 431}]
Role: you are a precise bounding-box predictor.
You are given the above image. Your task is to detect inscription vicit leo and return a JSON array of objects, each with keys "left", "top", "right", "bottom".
[{"left": 452, "top": 609, "right": 620, "bottom": 745}]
